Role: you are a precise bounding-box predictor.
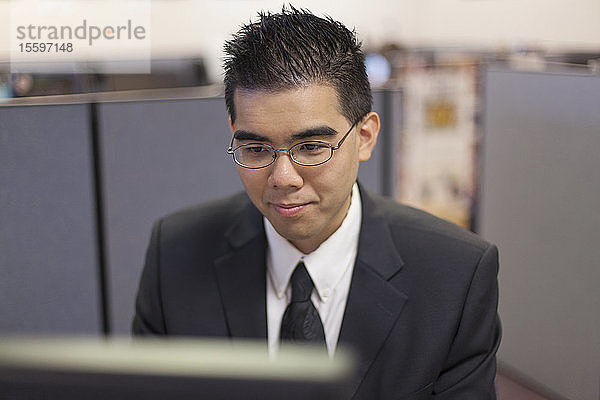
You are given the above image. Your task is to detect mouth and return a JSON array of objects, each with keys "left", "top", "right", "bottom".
[{"left": 270, "top": 202, "right": 310, "bottom": 217}]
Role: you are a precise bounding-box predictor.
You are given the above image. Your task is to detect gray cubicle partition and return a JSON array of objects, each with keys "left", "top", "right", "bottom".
[
  {"left": 369, "top": 89, "right": 398, "bottom": 196},
  {"left": 0, "top": 104, "right": 101, "bottom": 334},
  {"left": 99, "top": 97, "right": 242, "bottom": 333},
  {"left": 100, "top": 91, "right": 393, "bottom": 334},
  {"left": 479, "top": 68, "right": 600, "bottom": 400}
]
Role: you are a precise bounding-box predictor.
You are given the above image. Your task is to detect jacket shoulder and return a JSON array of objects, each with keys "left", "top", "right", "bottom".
[{"left": 366, "top": 191, "right": 490, "bottom": 253}]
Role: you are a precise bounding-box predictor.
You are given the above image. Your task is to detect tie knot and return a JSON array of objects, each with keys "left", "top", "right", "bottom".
[{"left": 289, "top": 262, "right": 314, "bottom": 302}]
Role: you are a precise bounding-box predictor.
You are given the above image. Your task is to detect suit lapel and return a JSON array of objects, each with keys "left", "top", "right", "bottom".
[
  {"left": 211, "top": 187, "right": 409, "bottom": 392},
  {"left": 338, "top": 188, "right": 408, "bottom": 397},
  {"left": 214, "top": 201, "right": 267, "bottom": 340}
]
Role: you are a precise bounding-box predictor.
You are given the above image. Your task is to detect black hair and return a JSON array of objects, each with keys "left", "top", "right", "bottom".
[{"left": 223, "top": 6, "right": 372, "bottom": 124}]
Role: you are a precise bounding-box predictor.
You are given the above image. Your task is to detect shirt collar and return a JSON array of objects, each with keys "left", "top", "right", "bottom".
[{"left": 265, "top": 183, "right": 362, "bottom": 302}]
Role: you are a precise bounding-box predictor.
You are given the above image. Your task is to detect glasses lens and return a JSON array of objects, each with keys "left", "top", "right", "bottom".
[
  {"left": 290, "top": 142, "right": 333, "bottom": 166},
  {"left": 234, "top": 144, "right": 274, "bottom": 168}
]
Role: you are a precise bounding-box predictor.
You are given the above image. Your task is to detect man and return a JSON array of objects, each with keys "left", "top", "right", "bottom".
[{"left": 133, "top": 7, "right": 500, "bottom": 399}]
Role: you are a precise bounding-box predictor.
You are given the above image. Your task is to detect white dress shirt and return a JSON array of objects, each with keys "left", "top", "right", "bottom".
[{"left": 265, "top": 183, "right": 362, "bottom": 357}]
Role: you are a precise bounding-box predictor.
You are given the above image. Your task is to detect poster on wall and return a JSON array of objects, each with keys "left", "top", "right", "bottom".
[{"left": 395, "top": 60, "right": 478, "bottom": 229}]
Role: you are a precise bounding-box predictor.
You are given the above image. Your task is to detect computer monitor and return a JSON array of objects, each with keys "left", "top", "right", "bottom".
[{"left": 0, "top": 337, "right": 355, "bottom": 400}]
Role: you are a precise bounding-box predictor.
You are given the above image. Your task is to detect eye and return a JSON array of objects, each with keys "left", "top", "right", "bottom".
[
  {"left": 248, "top": 146, "right": 267, "bottom": 153},
  {"left": 296, "top": 142, "right": 329, "bottom": 153},
  {"left": 241, "top": 144, "right": 269, "bottom": 154}
]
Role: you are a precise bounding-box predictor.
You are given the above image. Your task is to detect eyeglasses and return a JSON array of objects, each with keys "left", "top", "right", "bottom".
[{"left": 227, "top": 121, "right": 359, "bottom": 169}]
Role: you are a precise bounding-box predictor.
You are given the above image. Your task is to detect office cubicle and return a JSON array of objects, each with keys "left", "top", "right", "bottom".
[
  {"left": 3, "top": 66, "right": 599, "bottom": 399},
  {"left": 0, "top": 103, "right": 101, "bottom": 334},
  {"left": 479, "top": 67, "right": 600, "bottom": 400}
]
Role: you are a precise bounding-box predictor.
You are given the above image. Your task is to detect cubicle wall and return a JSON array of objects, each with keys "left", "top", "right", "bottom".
[
  {"left": 98, "top": 97, "right": 242, "bottom": 333},
  {"left": 479, "top": 68, "right": 600, "bottom": 400},
  {"left": 0, "top": 104, "right": 101, "bottom": 334},
  {"left": 0, "top": 90, "right": 396, "bottom": 335}
]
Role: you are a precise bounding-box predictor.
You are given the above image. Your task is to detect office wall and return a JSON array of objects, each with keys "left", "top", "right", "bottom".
[
  {"left": 0, "top": 104, "right": 101, "bottom": 334},
  {"left": 149, "top": 0, "right": 600, "bottom": 81},
  {"left": 3, "top": 1, "right": 599, "bottom": 80},
  {"left": 479, "top": 68, "right": 600, "bottom": 400}
]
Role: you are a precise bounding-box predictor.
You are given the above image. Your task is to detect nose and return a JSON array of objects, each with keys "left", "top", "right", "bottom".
[{"left": 267, "top": 151, "right": 303, "bottom": 189}]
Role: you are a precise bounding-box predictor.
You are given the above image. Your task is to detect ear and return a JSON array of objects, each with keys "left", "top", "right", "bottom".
[
  {"left": 358, "top": 112, "right": 380, "bottom": 162},
  {"left": 229, "top": 118, "right": 235, "bottom": 132}
]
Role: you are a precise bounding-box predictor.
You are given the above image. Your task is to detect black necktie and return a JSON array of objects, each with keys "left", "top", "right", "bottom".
[{"left": 280, "top": 262, "right": 326, "bottom": 346}]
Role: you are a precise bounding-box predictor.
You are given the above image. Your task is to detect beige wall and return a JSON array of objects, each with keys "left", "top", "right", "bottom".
[{"left": 1, "top": 0, "right": 599, "bottom": 78}]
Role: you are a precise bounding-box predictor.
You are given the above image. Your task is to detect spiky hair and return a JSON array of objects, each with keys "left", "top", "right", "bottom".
[{"left": 223, "top": 6, "right": 372, "bottom": 124}]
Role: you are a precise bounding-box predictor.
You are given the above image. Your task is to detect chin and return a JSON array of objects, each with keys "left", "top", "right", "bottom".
[{"left": 271, "top": 221, "right": 316, "bottom": 242}]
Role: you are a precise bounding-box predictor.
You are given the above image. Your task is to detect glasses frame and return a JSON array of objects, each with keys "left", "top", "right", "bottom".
[{"left": 227, "top": 120, "right": 360, "bottom": 169}]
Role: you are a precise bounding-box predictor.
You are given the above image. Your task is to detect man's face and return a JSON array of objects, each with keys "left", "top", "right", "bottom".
[{"left": 231, "top": 85, "right": 378, "bottom": 253}]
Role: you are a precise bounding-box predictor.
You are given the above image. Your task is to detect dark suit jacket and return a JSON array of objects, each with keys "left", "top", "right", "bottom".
[{"left": 133, "top": 188, "right": 501, "bottom": 400}]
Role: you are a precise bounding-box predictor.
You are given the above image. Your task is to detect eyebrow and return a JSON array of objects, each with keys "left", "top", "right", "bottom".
[
  {"left": 233, "top": 126, "right": 338, "bottom": 143},
  {"left": 232, "top": 130, "right": 269, "bottom": 142},
  {"left": 290, "top": 126, "right": 337, "bottom": 141}
]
